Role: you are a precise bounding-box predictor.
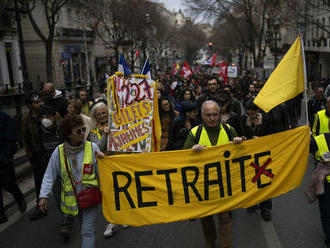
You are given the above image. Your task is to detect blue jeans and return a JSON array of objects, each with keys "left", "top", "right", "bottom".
[
  {"left": 81, "top": 205, "right": 97, "bottom": 248},
  {"left": 63, "top": 205, "right": 97, "bottom": 248}
]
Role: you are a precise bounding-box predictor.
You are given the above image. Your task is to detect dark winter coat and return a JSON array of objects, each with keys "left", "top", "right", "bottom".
[{"left": 0, "top": 110, "right": 17, "bottom": 163}]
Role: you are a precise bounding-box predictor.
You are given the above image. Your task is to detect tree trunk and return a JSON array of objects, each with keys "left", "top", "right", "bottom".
[
  {"left": 45, "top": 42, "right": 53, "bottom": 82},
  {"left": 14, "top": 0, "right": 30, "bottom": 92},
  {"left": 114, "top": 46, "right": 119, "bottom": 68}
]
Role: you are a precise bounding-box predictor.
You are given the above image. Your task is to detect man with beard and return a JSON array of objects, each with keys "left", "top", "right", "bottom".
[
  {"left": 78, "top": 90, "right": 93, "bottom": 117},
  {"left": 196, "top": 78, "right": 220, "bottom": 123}
]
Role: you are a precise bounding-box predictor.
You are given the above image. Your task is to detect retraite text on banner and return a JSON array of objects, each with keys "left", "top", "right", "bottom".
[{"left": 98, "top": 126, "right": 310, "bottom": 226}]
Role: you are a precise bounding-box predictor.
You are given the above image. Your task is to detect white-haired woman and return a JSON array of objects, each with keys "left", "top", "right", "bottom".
[
  {"left": 88, "top": 101, "right": 108, "bottom": 150},
  {"left": 88, "top": 101, "right": 127, "bottom": 237}
]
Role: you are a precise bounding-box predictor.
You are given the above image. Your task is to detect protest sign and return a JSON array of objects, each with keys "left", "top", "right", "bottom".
[
  {"left": 99, "top": 126, "right": 310, "bottom": 226},
  {"left": 107, "top": 73, "right": 160, "bottom": 152}
]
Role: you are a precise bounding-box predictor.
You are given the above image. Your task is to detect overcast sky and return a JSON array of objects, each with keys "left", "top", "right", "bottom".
[
  {"left": 159, "top": 0, "right": 184, "bottom": 12},
  {"left": 159, "top": 0, "right": 212, "bottom": 24}
]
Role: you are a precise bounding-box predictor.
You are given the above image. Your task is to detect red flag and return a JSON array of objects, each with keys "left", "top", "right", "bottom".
[
  {"left": 218, "top": 61, "right": 225, "bottom": 78},
  {"left": 224, "top": 62, "right": 229, "bottom": 85},
  {"left": 180, "top": 61, "right": 193, "bottom": 79},
  {"left": 135, "top": 50, "right": 140, "bottom": 57},
  {"left": 210, "top": 52, "right": 218, "bottom": 67}
]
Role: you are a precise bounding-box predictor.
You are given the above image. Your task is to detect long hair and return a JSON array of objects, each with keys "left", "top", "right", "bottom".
[{"left": 159, "top": 96, "right": 175, "bottom": 120}]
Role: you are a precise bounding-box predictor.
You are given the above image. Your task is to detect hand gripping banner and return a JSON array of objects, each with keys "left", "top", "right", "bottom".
[{"left": 98, "top": 126, "right": 310, "bottom": 226}]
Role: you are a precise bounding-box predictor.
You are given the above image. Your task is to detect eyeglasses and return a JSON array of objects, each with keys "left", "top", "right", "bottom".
[{"left": 74, "top": 127, "right": 86, "bottom": 135}]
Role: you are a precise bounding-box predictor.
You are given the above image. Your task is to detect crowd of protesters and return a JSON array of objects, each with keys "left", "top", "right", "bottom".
[
  {"left": 156, "top": 72, "right": 301, "bottom": 151},
  {"left": 0, "top": 70, "right": 307, "bottom": 248}
]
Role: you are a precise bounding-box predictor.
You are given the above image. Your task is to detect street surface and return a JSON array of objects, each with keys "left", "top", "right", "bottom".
[{"left": 0, "top": 155, "right": 325, "bottom": 248}]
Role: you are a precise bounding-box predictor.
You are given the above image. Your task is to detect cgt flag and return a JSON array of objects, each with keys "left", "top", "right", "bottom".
[
  {"left": 253, "top": 35, "right": 305, "bottom": 112},
  {"left": 98, "top": 126, "right": 310, "bottom": 226},
  {"left": 180, "top": 61, "right": 193, "bottom": 79}
]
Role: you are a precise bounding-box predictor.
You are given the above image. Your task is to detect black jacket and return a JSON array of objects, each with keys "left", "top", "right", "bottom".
[
  {"left": 166, "top": 117, "right": 197, "bottom": 151},
  {"left": 0, "top": 110, "right": 17, "bottom": 162},
  {"left": 44, "top": 90, "right": 68, "bottom": 117},
  {"left": 268, "top": 104, "right": 290, "bottom": 133},
  {"left": 239, "top": 113, "right": 274, "bottom": 139}
]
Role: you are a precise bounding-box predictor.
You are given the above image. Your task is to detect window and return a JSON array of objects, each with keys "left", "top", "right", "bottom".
[
  {"left": 5, "top": 42, "right": 14, "bottom": 87},
  {"left": 328, "top": 17, "right": 330, "bottom": 37}
]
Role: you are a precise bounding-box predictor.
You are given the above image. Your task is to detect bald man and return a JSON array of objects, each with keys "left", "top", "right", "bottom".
[
  {"left": 183, "top": 100, "right": 243, "bottom": 248},
  {"left": 43, "top": 82, "right": 68, "bottom": 117}
]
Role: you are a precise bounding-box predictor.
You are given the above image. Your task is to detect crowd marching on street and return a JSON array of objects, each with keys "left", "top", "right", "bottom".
[{"left": 1, "top": 64, "right": 330, "bottom": 248}]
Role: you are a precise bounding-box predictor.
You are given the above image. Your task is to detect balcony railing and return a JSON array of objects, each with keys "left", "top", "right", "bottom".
[{"left": 56, "top": 27, "right": 95, "bottom": 39}]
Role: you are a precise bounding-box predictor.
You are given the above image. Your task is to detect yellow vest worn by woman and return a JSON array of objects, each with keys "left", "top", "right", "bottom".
[{"left": 58, "top": 141, "right": 99, "bottom": 216}]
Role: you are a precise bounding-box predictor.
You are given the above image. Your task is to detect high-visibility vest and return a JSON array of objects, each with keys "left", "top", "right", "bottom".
[
  {"left": 314, "top": 109, "right": 330, "bottom": 135},
  {"left": 314, "top": 134, "right": 330, "bottom": 183},
  {"left": 58, "top": 141, "right": 99, "bottom": 216},
  {"left": 191, "top": 124, "right": 230, "bottom": 147},
  {"left": 91, "top": 129, "right": 102, "bottom": 140}
]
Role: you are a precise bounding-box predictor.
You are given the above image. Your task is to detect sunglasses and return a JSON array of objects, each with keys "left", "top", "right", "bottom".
[{"left": 74, "top": 127, "right": 86, "bottom": 135}]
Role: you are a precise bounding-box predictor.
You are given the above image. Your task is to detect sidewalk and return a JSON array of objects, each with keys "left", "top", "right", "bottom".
[{"left": 3, "top": 148, "right": 35, "bottom": 210}]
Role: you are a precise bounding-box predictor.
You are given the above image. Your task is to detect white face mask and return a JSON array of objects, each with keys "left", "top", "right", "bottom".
[{"left": 41, "top": 118, "right": 53, "bottom": 128}]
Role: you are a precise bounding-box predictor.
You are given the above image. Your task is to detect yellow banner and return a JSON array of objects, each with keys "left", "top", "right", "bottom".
[{"left": 98, "top": 126, "right": 310, "bottom": 226}]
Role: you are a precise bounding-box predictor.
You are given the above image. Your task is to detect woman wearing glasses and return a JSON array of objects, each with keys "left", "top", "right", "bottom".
[
  {"left": 88, "top": 101, "right": 127, "bottom": 237},
  {"left": 67, "top": 99, "right": 92, "bottom": 141},
  {"left": 38, "top": 114, "right": 104, "bottom": 248}
]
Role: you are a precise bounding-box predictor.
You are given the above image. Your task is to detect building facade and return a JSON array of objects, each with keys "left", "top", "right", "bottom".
[{"left": 0, "top": 6, "right": 23, "bottom": 93}]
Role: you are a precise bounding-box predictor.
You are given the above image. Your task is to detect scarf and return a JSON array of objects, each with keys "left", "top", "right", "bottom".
[
  {"left": 64, "top": 141, "right": 85, "bottom": 170},
  {"left": 305, "top": 162, "right": 330, "bottom": 203}
]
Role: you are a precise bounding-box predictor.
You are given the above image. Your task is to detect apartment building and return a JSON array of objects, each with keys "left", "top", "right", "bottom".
[{"left": 0, "top": 6, "right": 23, "bottom": 93}]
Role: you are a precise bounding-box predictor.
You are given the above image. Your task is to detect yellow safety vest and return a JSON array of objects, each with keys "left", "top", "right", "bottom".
[
  {"left": 58, "top": 141, "right": 99, "bottom": 216},
  {"left": 314, "top": 134, "right": 330, "bottom": 183},
  {"left": 191, "top": 124, "right": 230, "bottom": 147},
  {"left": 313, "top": 109, "right": 330, "bottom": 136},
  {"left": 91, "top": 129, "right": 102, "bottom": 140}
]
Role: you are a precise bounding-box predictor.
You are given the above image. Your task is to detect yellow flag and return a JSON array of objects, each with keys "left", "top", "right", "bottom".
[
  {"left": 254, "top": 36, "right": 304, "bottom": 112},
  {"left": 151, "top": 81, "right": 161, "bottom": 152}
]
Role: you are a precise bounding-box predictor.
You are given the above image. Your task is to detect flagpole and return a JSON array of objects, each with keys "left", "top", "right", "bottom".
[
  {"left": 141, "top": 57, "right": 148, "bottom": 74},
  {"left": 300, "top": 34, "right": 309, "bottom": 126}
]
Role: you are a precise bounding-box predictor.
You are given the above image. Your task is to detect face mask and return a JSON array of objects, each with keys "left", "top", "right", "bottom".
[{"left": 41, "top": 118, "right": 53, "bottom": 128}]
